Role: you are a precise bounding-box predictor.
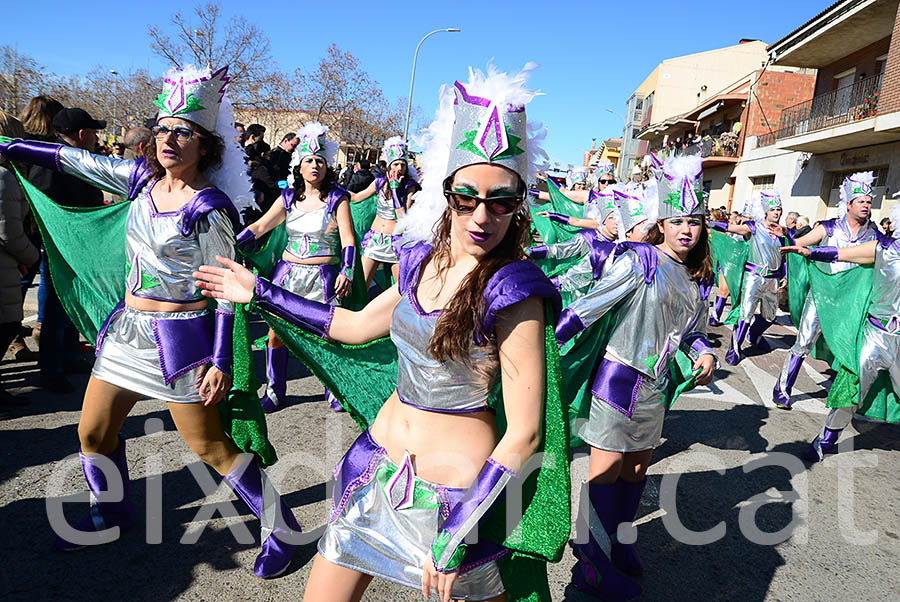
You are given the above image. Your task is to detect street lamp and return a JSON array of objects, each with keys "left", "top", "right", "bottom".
[
  {"left": 110, "top": 69, "right": 119, "bottom": 139},
  {"left": 606, "top": 108, "right": 628, "bottom": 180},
  {"left": 404, "top": 28, "right": 461, "bottom": 140}
]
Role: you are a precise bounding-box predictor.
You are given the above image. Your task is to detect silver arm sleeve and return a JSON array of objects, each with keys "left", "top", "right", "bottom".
[
  {"left": 198, "top": 209, "right": 236, "bottom": 313},
  {"left": 556, "top": 253, "right": 595, "bottom": 292},
  {"left": 58, "top": 146, "right": 133, "bottom": 197},
  {"left": 566, "top": 253, "right": 641, "bottom": 330},
  {"left": 547, "top": 234, "right": 589, "bottom": 259}
]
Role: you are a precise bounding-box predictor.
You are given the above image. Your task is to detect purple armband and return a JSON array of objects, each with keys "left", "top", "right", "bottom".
[
  {"left": 0, "top": 139, "right": 62, "bottom": 172},
  {"left": 212, "top": 310, "right": 234, "bottom": 377},
  {"left": 808, "top": 246, "right": 839, "bottom": 263},
  {"left": 526, "top": 245, "right": 549, "bottom": 259},
  {"left": 555, "top": 307, "right": 586, "bottom": 345},
  {"left": 253, "top": 277, "right": 334, "bottom": 338},
  {"left": 708, "top": 221, "right": 729, "bottom": 232},
  {"left": 340, "top": 246, "right": 355, "bottom": 281},
  {"left": 527, "top": 188, "right": 540, "bottom": 199},
  {"left": 235, "top": 227, "right": 256, "bottom": 250},
  {"left": 546, "top": 212, "right": 570, "bottom": 225},
  {"left": 431, "top": 457, "right": 517, "bottom": 573}
]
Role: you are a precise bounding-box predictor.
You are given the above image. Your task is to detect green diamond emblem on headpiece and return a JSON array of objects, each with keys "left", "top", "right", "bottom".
[
  {"left": 153, "top": 91, "right": 205, "bottom": 117},
  {"left": 457, "top": 125, "right": 525, "bottom": 162}
]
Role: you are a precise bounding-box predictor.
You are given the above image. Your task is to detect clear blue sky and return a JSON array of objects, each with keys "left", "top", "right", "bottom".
[{"left": 9, "top": 0, "right": 828, "bottom": 166}]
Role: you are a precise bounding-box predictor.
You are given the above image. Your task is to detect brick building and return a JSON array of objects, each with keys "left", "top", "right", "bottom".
[{"left": 739, "top": 0, "right": 900, "bottom": 223}]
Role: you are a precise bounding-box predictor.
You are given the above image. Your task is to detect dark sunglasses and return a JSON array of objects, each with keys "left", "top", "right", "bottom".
[
  {"left": 151, "top": 124, "right": 204, "bottom": 141},
  {"left": 599, "top": 178, "right": 616, "bottom": 184},
  {"left": 443, "top": 186, "right": 524, "bottom": 216}
]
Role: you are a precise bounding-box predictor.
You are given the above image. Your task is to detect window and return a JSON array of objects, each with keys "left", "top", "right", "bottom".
[
  {"left": 703, "top": 180, "right": 713, "bottom": 196},
  {"left": 751, "top": 175, "right": 775, "bottom": 191},
  {"left": 829, "top": 167, "right": 888, "bottom": 191}
]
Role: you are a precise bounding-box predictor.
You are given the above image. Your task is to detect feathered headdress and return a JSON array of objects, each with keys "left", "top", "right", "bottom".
[
  {"left": 652, "top": 153, "right": 705, "bottom": 219},
  {"left": 838, "top": 171, "right": 875, "bottom": 219},
  {"left": 396, "top": 62, "right": 548, "bottom": 243},
  {"left": 591, "top": 160, "right": 615, "bottom": 187},
  {"left": 888, "top": 191, "right": 900, "bottom": 238},
  {"left": 287, "top": 121, "right": 339, "bottom": 186},
  {"left": 380, "top": 135, "right": 420, "bottom": 181},
  {"left": 748, "top": 189, "right": 782, "bottom": 223},
  {"left": 584, "top": 187, "right": 617, "bottom": 224},
  {"left": 157, "top": 65, "right": 255, "bottom": 217},
  {"left": 611, "top": 181, "right": 654, "bottom": 241}
]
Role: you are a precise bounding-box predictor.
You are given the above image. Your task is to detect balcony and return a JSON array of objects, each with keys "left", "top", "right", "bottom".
[{"left": 772, "top": 73, "right": 900, "bottom": 152}]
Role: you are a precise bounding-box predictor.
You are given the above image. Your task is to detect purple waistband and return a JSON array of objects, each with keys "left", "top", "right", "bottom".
[
  {"left": 397, "top": 393, "right": 494, "bottom": 415},
  {"left": 152, "top": 312, "right": 214, "bottom": 385},
  {"left": 744, "top": 262, "right": 780, "bottom": 278},
  {"left": 590, "top": 357, "right": 643, "bottom": 419}
]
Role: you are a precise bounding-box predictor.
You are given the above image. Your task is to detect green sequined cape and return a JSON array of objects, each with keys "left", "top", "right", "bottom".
[
  {"left": 529, "top": 178, "right": 583, "bottom": 246},
  {"left": 12, "top": 164, "right": 277, "bottom": 466},
  {"left": 253, "top": 301, "right": 570, "bottom": 602},
  {"left": 708, "top": 230, "right": 748, "bottom": 325}
]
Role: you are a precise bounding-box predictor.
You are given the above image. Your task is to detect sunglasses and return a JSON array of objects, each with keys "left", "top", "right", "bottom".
[
  {"left": 599, "top": 178, "right": 616, "bottom": 184},
  {"left": 152, "top": 125, "right": 204, "bottom": 142},
  {"left": 443, "top": 186, "right": 523, "bottom": 216}
]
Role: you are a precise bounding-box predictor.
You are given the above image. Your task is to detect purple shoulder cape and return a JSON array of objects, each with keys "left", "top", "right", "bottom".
[
  {"left": 481, "top": 261, "right": 562, "bottom": 343},
  {"left": 581, "top": 230, "right": 617, "bottom": 279},
  {"left": 820, "top": 218, "right": 837, "bottom": 237},
  {"left": 397, "top": 242, "right": 433, "bottom": 293},
  {"left": 613, "top": 242, "right": 658, "bottom": 284},
  {"left": 180, "top": 188, "right": 240, "bottom": 236},
  {"left": 127, "top": 157, "right": 153, "bottom": 200},
  {"left": 283, "top": 184, "right": 349, "bottom": 215}
]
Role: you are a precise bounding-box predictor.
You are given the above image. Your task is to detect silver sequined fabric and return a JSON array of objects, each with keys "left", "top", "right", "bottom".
[{"left": 284, "top": 203, "right": 339, "bottom": 260}]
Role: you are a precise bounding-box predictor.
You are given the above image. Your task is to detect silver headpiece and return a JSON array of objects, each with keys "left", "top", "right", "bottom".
[
  {"left": 566, "top": 166, "right": 588, "bottom": 189},
  {"left": 154, "top": 65, "right": 229, "bottom": 133},
  {"left": 652, "top": 154, "right": 705, "bottom": 219},
  {"left": 838, "top": 171, "right": 875, "bottom": 219}
]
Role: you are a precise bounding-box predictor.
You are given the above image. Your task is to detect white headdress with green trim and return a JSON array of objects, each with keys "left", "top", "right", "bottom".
[
  {"left": 652, "top": 154, "right": 705, "bottom": 219},
  {"left": 838, "top": 171, "right": 875, "bottom": 219},
  {"left": 154, "top": 65, "right": 229, "bottom": 133},
  {"left": 749, "top": 189, "right": 782, "bottom": 223},
  {"left": 381, "top": 136, "right": 420, "bottom": 180},
  {"left": 287, "top": 121, "right": 339, "bottom": 187},
  {"left": 396, "top": 62, "right": 548, "bottom": 243},
  {"left": 566, "top": 166, "right": 588, "bottom": 189},
  {"left": 592, "top": 160, "right": 615, "bottom": 186}
]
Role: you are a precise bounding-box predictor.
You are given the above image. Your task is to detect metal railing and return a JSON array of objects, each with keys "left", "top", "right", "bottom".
[{"left": 773, "top": 73, "right": 882, "bottom": 142}]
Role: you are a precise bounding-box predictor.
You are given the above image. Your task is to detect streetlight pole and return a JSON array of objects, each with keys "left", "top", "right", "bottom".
[
  {"left": 606, "top": 108, "right": 628, "bottom": 181},
  {"left": 110, "top": 69, "right": 119, "bottom": 140},
  {"left": 404, "top": 28, "right": 461, "bottom": 140}
]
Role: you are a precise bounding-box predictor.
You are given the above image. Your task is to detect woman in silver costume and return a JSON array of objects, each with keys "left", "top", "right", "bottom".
[
  {"left": 782, "top": 209, "right": 900, "bottom": 461},
  {"left": 0, "top": 65, "right": 300, "bottom": 578},
  {"left": 710, "top": 189, "right": 788, "bottom": 365},
  {"left": 532, "top": 162, "right": 618, "bottom": 231},
  {"left": 349, "top": 136, "right": 421, "bottom": 287},
  {"left": 196, "top": 64, "right": 558, "bottom": 602},
  {"left": 236, "top": 121, "right": 355, "bottom": 413},
  {"left": 554, "top": 153, "right": 717, "bottom": 601}
]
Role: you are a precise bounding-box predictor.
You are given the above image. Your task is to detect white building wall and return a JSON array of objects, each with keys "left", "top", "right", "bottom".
[{"left": 733, "top": 136, "right": 820, "bottom": 220}]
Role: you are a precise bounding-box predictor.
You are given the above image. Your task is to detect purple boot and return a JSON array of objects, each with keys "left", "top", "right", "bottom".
[
  {"left": 224, "top": 458, "right": 300, "bottom": 578},
  {"left": 773, "top": 353, "right": 804, "bottom": 410},
  {"left": 260, "top": 345, "right": 288, "bottom": 413},
  {"left": 709, "top": 296, "right": 727, "bottom": 327},
  {"left": 54, "top": 436, "right": 136, "bottom": 551},
  {"left": 725, "top": 319, "right": 750, "bottom": 365},
  {"left": 571, "top": 482, "right": 642, "bottom": 601},
  {"left": 748, "top": 316, "right": 773, "bottom": 352},
  {"left": 324, "top": 388, "right": 345, "bottom": 412},
  {"left": 803, "top": 427, "right": 842, "bottom": 463},
  {"left": 611, "top": 479, "right": 646, "bottom": 577}
]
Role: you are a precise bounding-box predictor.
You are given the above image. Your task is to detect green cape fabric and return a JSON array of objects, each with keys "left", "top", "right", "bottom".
[
  {"left": 529, "top": 179, "right": 582, "bottom": 245},
  {"left": 254, "top": 301, "right": 570, "bottom": 601},
  {"left": 785, "top": 252, "right": 833, "bottom": 363},
  {"left": 708, "top": 230, "right": 748, "bottom": 325},
  {"left": 12, "top": 164, "right": 277, "bottom": 466}
]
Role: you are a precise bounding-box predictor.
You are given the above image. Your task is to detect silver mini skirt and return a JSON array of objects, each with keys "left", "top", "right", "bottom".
[
  {"left": 92, "top": 306, "right": 209, "bottom": 404},
  {"left": 318, "top": 431, "right": 505, "bottom": 600},
  {"left": 361, "top": 230, "right": 400, "bottom": 264},
  {"left": 271, "top": 259, "right": 338, "bottom": 304}
]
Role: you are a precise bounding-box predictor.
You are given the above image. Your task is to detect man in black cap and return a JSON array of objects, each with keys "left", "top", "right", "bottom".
[{"left": 27, "top": 107, "right": 106, "bottom": 393}]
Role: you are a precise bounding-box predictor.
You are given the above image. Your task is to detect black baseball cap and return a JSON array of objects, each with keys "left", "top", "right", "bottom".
[{"left": 53, "top": 108, "right": 106, "bottom": 133}]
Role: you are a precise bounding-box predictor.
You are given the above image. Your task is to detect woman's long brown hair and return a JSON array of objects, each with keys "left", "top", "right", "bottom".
[
  {"left": 645, "top": 218, "right": 713, "bottom": 283},
  {"left": 426, "top": 198, "right": 530, "bottom": 364}
]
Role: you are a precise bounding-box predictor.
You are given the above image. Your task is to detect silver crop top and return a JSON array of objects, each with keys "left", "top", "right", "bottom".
[
  {"left": 125, "top": 183, "right": 235, "bottom": 311},
  {"left": 746, "top": 221, "right": 782, "bottom": 273},
  {"left": 820, "top": 217, "right": 880, "bottom": 274},
  {"left": 284, "top": 203, "right": 339, "bottom": 260},
  {"left": 390, "top": 280, "right": 499, "bottom": 414}
]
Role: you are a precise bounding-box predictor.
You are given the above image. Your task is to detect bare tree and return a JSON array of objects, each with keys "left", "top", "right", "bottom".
[
  {"left": 0, "top": 45, "right": 47, "bottom": 114},
  {"left": 147, "top": 1, "right": 277, "bottom": 109}
]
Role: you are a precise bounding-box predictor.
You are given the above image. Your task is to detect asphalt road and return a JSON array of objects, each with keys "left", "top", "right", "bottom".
[{"left": 1, "top": 288, "right": 899, "bottom": 601}]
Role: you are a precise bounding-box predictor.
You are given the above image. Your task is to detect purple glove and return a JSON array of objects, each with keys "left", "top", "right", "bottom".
[
  {"left": 807, "top": 246, "right": 838, "bottom": 263},
  {"left": 212, "top": 310, "right": 234, "bottom": 377},
  {"left": 708, "top": 221, "right": 729, "bottom": 232},
  {"left": 340, "top": 246, "right": 355, "bottom": 281},
  {"left": 527, "top": 188, "right": 540, "bottom": 199},
  {"left": 253, "top": 277, "right": 334, "bottom": 338},
  {"left": 235, "top": 227, "right": 257, "bottom": 250},
  {"left": 555, "top": 307, "right": 586, "bottom": 346},
  {"left": 546, "top": 212, "right": 570, "bottom": 225},
  {"left": 0, "top": 138, "right": 62, "bottom": 171},
  {"left": 526, "top": 245, "right": 549, "bottom": 259}
]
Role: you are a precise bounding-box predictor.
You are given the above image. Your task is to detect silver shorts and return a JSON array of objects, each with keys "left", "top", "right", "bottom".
[{"left": 361, "top": 230, "right": 400, "bottom": 264}]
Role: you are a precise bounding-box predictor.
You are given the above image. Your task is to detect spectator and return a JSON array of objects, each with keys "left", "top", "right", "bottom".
[
  {"left": 0, "top": 112, "right": 41, "bottom": 410},
  {"left": 111, "top": 142, "right": 126, "bottom": 159},
  {"left": 29, "top": 107, "right": 106, "bottom": 393},
  {"left": 346, "top": 159, "right": 374, "bottom": 193},
  {"left": 785, "top": 210, "right": 799, "bottom": 235},
  {"left": 123, "top": 127, "right": 151, "bottom": 158},
  {"left": 19, "top": 95, "right": 64, "bottom": 143},
  {"left": 795, "top": 216, "right": 812, "bottom": 238},
  {"left": 267, "top": 133, "right": 299, "bottom": 182},
  {"left": 243, "top": 123, "right": 269, "bottom": 158},
  {"left": 880, "top": 216, "right": 894, "bottom": 238},
  {"left": 372, "top": 159, "right": 387, "bottom": 178}
]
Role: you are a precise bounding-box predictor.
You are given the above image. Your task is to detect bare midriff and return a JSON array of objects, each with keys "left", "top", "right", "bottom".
[
  {"left": 369, "top": 215, "right": 396, "bottom": 234},
  {"left": 125, "top": 290, "right": 209, "bottom": 313}
]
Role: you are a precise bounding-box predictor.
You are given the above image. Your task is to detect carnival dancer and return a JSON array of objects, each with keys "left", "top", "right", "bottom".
[
  {"left": 532, "top": 162, "right": 617, "bottom": 228},
  {"left": 196, "top": 63, "right": 568, "bottom": 602},
  {"left": 349, "top": 136, "right": 421, "bottom": 287},
  {"left": 0, "top": 66, "right": 299, "bottom": 578},
  {"left": 554, "top": 153, "right": 717, "bottom": 601},
  {"left": 707, "top": 208, "right": 730, "bottom": 326},
  {"left": 782, "top": 205, "right": 900, "bottom": 461},
  {"left": 530, "top": 182, "right": 654, "bottom": 298},
  {"left": 710, "top": 189, "right": 789, "bottom": 365},
  {"left": 772, "top": 172, "right": 879, "bottom": 409},
  {"left": 235, "top": 122, "right": 355, "bottom": 413}
]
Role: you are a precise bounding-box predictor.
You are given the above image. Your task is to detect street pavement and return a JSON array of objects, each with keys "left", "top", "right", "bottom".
[{"left": 1, "top": 286, "right": 899, "bottom": 601}]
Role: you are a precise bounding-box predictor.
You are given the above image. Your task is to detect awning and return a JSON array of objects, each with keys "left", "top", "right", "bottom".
[{"left": 697, "top": 102, "right": 722, "bottom": 121}]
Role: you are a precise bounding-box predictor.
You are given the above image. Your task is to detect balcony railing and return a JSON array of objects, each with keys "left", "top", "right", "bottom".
[{"left": 773, "top": 73, "right": 882, "bottom": 142}]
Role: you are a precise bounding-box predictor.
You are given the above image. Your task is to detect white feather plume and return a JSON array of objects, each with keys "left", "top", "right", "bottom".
[
  {"left": 287, "top": 121, "right": 338, "bottom": 187},
  {"left": 838, "top": 171, "right": 875, "bottom": 219},
  {"left": 640, "top": 177, "right": 659, "bottom": 233},
  {"left": 396, "top": 62, "right": 547, "bottom": 243},
  {"left": 380, "top": 135, "right": 420, "bottom": 181}
]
